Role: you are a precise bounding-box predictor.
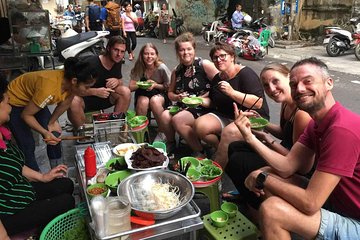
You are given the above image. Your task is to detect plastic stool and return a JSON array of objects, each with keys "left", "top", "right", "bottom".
[
  {"left": 195, "top": 182, "right": 220, "bottom": 213},
  {"left": 201, "top": 210, "right": 260, "bottom": 240},
  {"left": 131, "top": 126, "right": 149, "bottom": 143}
]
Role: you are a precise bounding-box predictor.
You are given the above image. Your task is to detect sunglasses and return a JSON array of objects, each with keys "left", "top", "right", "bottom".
[{"left": 212, "top": 53, "right": 227, "bottom": 62}]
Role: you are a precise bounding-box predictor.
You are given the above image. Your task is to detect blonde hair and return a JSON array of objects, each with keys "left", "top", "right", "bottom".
[{"left": 130, "top": 43, "right": 162, "bottom": 79}]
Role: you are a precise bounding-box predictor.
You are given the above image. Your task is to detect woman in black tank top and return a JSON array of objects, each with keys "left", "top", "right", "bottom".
[{"left": 226, "top": 63, "right": 312, "bottom": 210}]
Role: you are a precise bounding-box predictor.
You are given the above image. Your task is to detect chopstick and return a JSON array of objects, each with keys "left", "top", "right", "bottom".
[
  {"left": 246, "top": 96, "right": 262, "bottom": 112},
  {"left": 43, "top": 135, "right": 91, "bottom": 141}
]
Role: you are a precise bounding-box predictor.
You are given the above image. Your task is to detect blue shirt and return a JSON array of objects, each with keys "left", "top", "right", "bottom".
[
  {"left": 231, "top": 10, "right": 244, "bottom": 29},
  {"left": 100, "top": 7, "right": 107, "bottom": 21}
]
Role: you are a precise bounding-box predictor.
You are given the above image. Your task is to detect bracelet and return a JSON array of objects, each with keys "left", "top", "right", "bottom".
[{"left": 270, "top": 140, "right": 276, "bottom": 145}]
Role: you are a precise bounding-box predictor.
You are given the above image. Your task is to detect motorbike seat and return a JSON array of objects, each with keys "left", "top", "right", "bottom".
[{"left": 57, "top": 31, "right": 98, "bottom": 52}]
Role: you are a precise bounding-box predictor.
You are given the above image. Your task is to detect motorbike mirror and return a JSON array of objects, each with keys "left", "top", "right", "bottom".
[{"left": 261, "top": 10, "right": 264, "bottom": 14}]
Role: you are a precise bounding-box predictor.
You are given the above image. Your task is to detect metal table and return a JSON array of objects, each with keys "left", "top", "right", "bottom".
[{"left": 74, "top": 142, "right": 203, "bottom": 240}]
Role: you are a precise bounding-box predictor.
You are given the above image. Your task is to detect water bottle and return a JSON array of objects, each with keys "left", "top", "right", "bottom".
[{"left": 84, "top": 146, "right": 96, "bottom": 178}]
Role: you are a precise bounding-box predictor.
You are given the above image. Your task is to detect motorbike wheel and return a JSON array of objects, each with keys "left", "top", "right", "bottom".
[
  {"left": 268, "top": 36, "right": 275, "bottom": 48},
  {"left": 216, "top": 33, "right": 227, "bottom": 43},
  {"left": 355, "top": 44, "right": 360, "bottom": 61},
  {"left": 326, "top": 38, "right": 341, "bottom": 57}
]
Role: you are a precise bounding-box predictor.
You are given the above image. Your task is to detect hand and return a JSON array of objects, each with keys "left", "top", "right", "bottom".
[
  {"left": 123, "top": 32, "right": 127, "bottom": 38},
  {"left": 43, "top": 131, "right": 61, "bottom": 145},
  {"left": 146, "top": 80, "right": 156, "bottom": 91},
  {"left": 244, "top": 170, "right": 264, "bottom": 197},
  {"left": 178, "top": 92, "right": 189, "bottom": 101},
  {"left": 217, "top": 81, "right": 234, "bottom": 96},
  {"left": 252, "top": 130, "right": 272, "bottom": 143},
  {"left": 106, "top": 78, "right": 120, "bottom": 89},
  {"left": 233, "top": 103, "right": 254, "bottom": 141},
  {"left": 96, "top": 87, "right": 115, "bottom": 98},
  {"left": 43, "top": 164, "right": 68, "bottom": 182},
  {"left": 48, "top": 121, "right": 62, "bottom": 134}
]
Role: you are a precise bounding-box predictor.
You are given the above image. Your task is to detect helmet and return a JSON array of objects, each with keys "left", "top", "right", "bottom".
[
  {"left": 244, "top": 14, "right": 252, "bottom": 24},
  {"left": 134, "top": 4, "right": 140, "bottom": 9}
]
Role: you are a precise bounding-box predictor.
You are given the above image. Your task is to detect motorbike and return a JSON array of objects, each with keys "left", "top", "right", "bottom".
[
  {"left": 323, "top": 17, "right": 360, "bottom": 57},
  {"left": 201, "top": 14, "right": 228, "bottom": 41},
  {"left": 243, "top": 16, "right": 275, "bottom": 48},
  {"left": 172, "top": 8, "right": 186, "bottom": 36},
  {"left": 353, "top": 31, "right": 360, "bottom": 60},
  {"left": 54, "top": 29, "right": 109, "bottom": 61}
]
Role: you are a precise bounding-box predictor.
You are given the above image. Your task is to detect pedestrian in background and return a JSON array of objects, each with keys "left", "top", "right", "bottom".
[
  {"left": 157, "top": 3, "right": 170, "bottom": 44},
  {"left": 121, "top": 1, "right": 138, "bottom": 61},
  {"left": 85, "top": 0, "right": 102, "bottom": 31}
]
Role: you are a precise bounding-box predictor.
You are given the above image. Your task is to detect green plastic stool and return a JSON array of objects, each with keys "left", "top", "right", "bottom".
[
  {"left": 201, "top": 210, "right": 260, "bottom": 240},
  {"left": 131, "top": 126, "right": 149, "bottom": 144},
  {"left": 195, "top": 182, "right": 220, "bottom": 213},
  {"left": 152, "top": 141, "right": 167, "bottom": 152}
]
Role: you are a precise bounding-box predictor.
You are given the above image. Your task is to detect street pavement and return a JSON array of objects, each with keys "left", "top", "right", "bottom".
[{"left": 33, "top": 35, "right": 360, "bottom": 221}]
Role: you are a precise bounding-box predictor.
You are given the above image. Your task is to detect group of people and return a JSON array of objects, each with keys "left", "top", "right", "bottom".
[{"left": 0, "top": 26, "right": 359, "bottom": 238}]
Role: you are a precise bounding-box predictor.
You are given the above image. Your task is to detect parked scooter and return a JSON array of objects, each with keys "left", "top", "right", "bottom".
[
  {"left": 323, "top": 17, "right": 360, "bottom": 57},
  {"left": 353, "top": 31, "right": 360, "bottom": 60},
  {"left": 201, "top": 14, "right": 228, "bottom": 41},
  {"left": 54, "top": 29, "right": 109, "bottom": 61},
  {"left": 243, "top": 16, "right": 275, "bottom": 48},
  {"left": 172, "top": 9, "right": 186, "bottom": 36}
]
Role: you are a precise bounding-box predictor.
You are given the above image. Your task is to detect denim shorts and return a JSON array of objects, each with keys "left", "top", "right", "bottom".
[{"left": 316, "top": 208, "right": 360, "bottom": 239}]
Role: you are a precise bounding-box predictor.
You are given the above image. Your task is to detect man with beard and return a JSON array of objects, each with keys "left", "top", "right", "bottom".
[
  {"left": 67, "top": 36, "right": 131, "bottom": 129},
  {"left": 233, "top": 57, "right": 360, "bottom": 239}
]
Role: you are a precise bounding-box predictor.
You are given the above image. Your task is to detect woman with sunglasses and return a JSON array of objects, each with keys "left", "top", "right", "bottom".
[
  {"left": 129, "top": 43, "right": 171, "bottom": 139},
  {"left": 159, "top": 32, "right": 218, "bottom": 154},
  {"left": 194, "top": 42, "right": 269, "bottom": 166},
  {"left": 226, "top": 63, "right": 311, "bottom": 216}
]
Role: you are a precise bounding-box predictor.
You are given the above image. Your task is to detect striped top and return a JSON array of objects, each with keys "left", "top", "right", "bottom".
[{"left": 0, "top": 128, "right": 35, "bottom": 218}]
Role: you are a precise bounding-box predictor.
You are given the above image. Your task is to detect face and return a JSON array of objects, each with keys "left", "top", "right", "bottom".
[
  {"left": 177, "top": 42, "right": 195, "bottom": 66},
  {"left": 261, "top": 70, "right": 290, "bottom": 103},
  {"left": 236, "top": 5, "right": 242, "bottom": 11},
  {"left": 0, "top": 94, "right": 12, "bottom": 124},
  {"left": 109, "top": 43, "right": 126, "bottom": 63},
  {"left": 212, "top": 50, "right": 234, "bottom": 72},
  {"left": 162, "top": 4, "right": 166, "bottom": 9},
  {"left": 289, "top": 64, "right": 331, "bottom": 114},
  {"left": 143, "top": 47, "right": 157, "bottom": 67},
  {"left": 72, "top": 79, "right": 96, "bottom": 97},
  {"left": 125, "top": 4, "right": 132, "bottom": 11}
]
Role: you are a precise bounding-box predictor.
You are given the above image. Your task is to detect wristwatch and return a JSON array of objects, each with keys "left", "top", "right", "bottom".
[{"left": 255, "top": 171, "right": 269, "bottom": 190}]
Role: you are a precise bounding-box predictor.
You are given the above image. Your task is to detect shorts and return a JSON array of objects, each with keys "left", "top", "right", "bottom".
[
  {"left": 208, "top": 112, "right": 232, "bottom": 129},
  {"left": 316, "top": 208, "right": 360, "bottom": 240},
  {"left": 134, "top": 89, "right": 170, "bottom": 108},
  {"left": 83, "top": 96, "right": 113, "bottom": 112}
]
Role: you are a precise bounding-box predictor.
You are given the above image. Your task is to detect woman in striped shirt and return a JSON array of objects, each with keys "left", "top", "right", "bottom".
[{"left": 0, "top": 77, "right": 74, "bottom": 238}]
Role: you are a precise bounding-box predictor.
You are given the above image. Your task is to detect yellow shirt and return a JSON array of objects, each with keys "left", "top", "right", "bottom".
[{"left": 8, "top": 70, "right": 69, "bottom": 108}]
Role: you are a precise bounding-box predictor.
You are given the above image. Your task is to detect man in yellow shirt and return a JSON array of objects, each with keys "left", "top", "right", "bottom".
[{"left": 7, "top": 58, "right": 96, "bottom": 171}]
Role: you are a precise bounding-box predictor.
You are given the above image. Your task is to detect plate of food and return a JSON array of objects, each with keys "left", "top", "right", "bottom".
[
  {"left": 188, "top": 159, "right": 223, "bottom": 188},
  {"left": 113, "top": 143, "right": 141, "bottom": 157},
  {"left": 249, "top": 117, "right": 269, "bottom": 130},
  {"left": 124, "top": 145, "right": 169, "bottom": 171},
  {"left": 136, "top": 81, "right": 152, "bottom": 90},
  {"left": 182, "top": 97, "right": 203, "bottom": 108}
]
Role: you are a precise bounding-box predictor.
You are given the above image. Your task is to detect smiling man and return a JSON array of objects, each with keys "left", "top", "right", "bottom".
[
  {"left": 234, "top": 57, "right": 360, "bottom": 239},
  {"left": 67, "top": 36, "right": 131, "bottom": 129}
]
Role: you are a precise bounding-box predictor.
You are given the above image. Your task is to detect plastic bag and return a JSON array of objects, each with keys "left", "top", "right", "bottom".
[{"left": 168, "top": 26, "right": 173, "bottom": 35}]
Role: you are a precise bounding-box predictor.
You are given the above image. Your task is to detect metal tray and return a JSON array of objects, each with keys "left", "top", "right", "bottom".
[
  {"left": 92, "top": 200, "right": 201, "bottom": 240},
  {"left": 75, "top": 142, "right": 113, "bottom": 169}
]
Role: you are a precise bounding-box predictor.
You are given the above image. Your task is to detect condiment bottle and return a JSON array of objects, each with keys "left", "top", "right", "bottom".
[{"left": 84, "top": 146, "right": 97, "bottom": 178}]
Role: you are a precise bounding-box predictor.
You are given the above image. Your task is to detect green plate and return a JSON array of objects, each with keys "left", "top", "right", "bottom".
[
  {"left": 136, "top": 81, "right": 152, "bottom": 90},
  {"left": 249, "top": 117, "right": 269, "bottom": 130},
  {"left": 128, "top": 115, "right": 148, "bottom": 128},
  {"left": 200, "top": 164, "right": 223, "bottom": 180},
  {"left": 182, "top": 97, "right": 203, "bottom": 108},
  {"left": 105, "top": 157, "right": 127, "bottom": 172},
  {"left": 105, "top": 170, "right": 132, "bottom": 193},
  {"left": 169, "top": 106, "right": 181, "bottom": 115}
]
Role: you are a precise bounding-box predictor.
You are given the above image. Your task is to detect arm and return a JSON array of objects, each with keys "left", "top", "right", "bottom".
[
  {"left": 129, "top": 79, "right": 138, "bottom": 92},
  {"left": 234, "top": 109, "right": 315, "bottom": 177},
  {"left": 48, "top": 94, "right": 75, "bottom": 133},
  {"left": 121, "top": 15, "right": 126, "bottom": 37},
  {"left": 292, "top": 110, "right": 312, "bottom": 144},
  {"left": 22, "top": 165, "right": 68, "bottom": 183},
  {"left": 247, "top": 169, "right": 340, "bottom": 215},
  {"left": 202, "top": 59, "right": 219, "bottom": 81},
  {"left": 0, "top": 221, "right": 10, "bottom": 240}
]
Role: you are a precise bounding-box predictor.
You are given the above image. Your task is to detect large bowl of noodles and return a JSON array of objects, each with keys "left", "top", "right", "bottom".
[{"left": 117, "top": 170, "right": 194, "bottom": 220}]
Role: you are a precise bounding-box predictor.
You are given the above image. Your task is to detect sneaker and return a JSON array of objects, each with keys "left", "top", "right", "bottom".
[{"left": 153, "top": 132, "right": 167, "bottom": 142}]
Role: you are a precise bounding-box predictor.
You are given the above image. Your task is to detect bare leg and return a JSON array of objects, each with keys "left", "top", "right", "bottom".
[
  {"left": 136, "top": 96, "right": 150, "bottom": 116},
  {"left": 160, "top": 110, "right": 176, "bottom": 142},
  {"left": 149, "top": 95, "right": 165, "bottom": 131},
  {"left": 110, "top": 85, "right": 131, "bottom": 113},
  {"left": 214, "top": 122, "right": 244, "bottom": 169},
  {"left": 194, "top": 114, "right": 222, "bottom": 148},
  {"left": 67, "top": 96, "right": 86, "bottom": 129},
  {"left": 259, "top": 196, "right": 320, "bottom": 240},
  {"left": 172, "top": 111, "right": 202, "bottom": 152}
]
